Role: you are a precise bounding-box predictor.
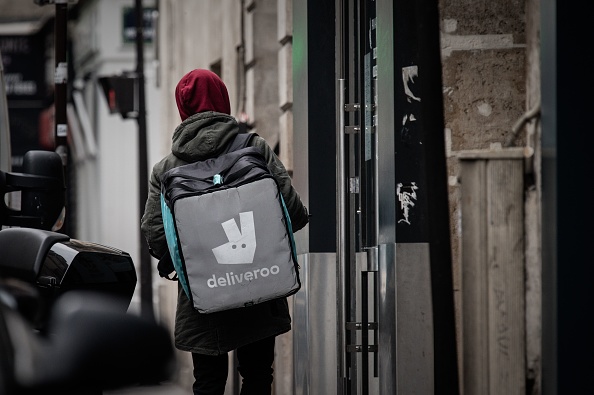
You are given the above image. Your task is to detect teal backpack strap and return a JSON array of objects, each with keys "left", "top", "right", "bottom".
[{"left": 160, "top": 193, "right": 191, "bottom": 299}]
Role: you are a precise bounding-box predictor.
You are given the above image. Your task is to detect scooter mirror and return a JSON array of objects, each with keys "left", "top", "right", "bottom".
[
  {"left": 21, "top": 151, "right": 66, "bottom": 231},
  {"left": 0, "top": 151, "right": 66, "bottom": 230}
]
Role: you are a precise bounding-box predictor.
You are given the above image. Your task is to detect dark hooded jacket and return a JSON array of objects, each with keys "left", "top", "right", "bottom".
[{"left": 140, "top": 70, "right": 308, "bottom": 355}]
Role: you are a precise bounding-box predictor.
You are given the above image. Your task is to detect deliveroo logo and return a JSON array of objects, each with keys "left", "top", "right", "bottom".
[
  {"left": 212, "top": 211, "right": 257, "bottom": 264},
  {"left": 208, "top": 210, "right": 282, "bottom": 289}
]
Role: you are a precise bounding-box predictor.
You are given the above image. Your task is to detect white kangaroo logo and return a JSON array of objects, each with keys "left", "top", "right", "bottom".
[{"left": 212, "top": 211, "right": 257, "bottom": 264}]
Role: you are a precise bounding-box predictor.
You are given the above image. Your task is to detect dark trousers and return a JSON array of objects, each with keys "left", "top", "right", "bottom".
[{"left": 191, "top": 336, "right": 275, "bottom": 395}]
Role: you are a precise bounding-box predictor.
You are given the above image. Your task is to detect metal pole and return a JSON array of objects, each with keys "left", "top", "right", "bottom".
[
  {"left": 336, "top": 78, "right": 347, "bottom": 392},
  {"left": 53, "top": 0, "right": 70, "bottom": 235},
  {"left": 54, "top": 0, "right": 68, "bottom": 154},
  {"left": 135, "top": 0, "right": 154, "bottom": 321},
  {"left": 335, "top": 0, "right": 347, "bottom": 391}
]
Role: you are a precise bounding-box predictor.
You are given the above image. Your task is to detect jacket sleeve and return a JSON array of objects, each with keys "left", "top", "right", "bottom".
[
  {"left": 140, "top": 165, "right": 169, "bottom": 260},
  {"left": 251, "top": 135, "right": 309, "bottom": 232}
]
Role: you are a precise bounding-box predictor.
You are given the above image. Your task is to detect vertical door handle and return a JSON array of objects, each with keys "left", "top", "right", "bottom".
[{"left": 336, "top": 78, "right": 348, "bottom": 385}]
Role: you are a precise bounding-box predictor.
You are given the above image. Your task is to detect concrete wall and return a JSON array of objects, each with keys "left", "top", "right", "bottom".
[{"left": 439, "top": 0, "right": 541, "bottom": 392}]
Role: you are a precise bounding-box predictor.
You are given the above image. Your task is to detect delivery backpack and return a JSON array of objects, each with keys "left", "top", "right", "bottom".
[{"left": 159, "top": 132, "right": 301, "bottom": 313}]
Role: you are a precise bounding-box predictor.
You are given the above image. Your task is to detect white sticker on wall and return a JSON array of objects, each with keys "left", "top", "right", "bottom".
[{"left": 397, "top": 182, "right": 419, "bottom": 225}]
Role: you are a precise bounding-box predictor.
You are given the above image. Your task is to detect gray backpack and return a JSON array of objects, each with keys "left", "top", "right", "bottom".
[{"left": 160, "top": 133, "right": 300, "bottom": 313}]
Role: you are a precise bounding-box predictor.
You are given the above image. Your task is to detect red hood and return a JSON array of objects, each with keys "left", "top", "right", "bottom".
[{"left": 175, "top": 69, "right": 231, "bottom": 121}]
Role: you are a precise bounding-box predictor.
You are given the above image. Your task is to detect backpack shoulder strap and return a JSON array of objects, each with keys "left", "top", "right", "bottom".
[{"left": 224, "top": 132, "right": 258, "bottom": 153}]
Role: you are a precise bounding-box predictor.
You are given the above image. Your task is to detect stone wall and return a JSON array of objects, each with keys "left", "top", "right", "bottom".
[{"left": 439, "top": 0, "right": 541, "bottom": 391}]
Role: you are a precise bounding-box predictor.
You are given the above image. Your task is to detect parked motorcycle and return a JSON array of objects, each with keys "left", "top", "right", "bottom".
[{"left": 0, "top": 151, "right": 175, "bottom": 394}]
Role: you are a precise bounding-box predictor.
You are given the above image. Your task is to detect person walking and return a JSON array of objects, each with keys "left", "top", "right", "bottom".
[{"left": 140, "top": 68, "right": 309, "bottom": 395}]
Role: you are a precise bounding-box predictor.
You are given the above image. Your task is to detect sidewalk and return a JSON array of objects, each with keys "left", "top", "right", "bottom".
[{"left": 104, "top": 381, "right": 191, "bottom": 395}]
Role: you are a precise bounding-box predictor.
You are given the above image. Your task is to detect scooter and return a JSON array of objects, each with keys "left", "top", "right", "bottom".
[{"left": 0, "top": 151, "right": 175, "bottom": 394}]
